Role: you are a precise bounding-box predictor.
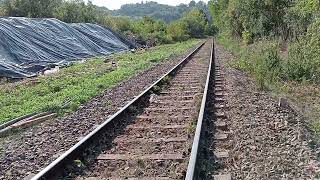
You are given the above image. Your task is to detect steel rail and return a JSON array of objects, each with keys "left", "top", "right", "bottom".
[
  {"left": 31, "top": 41, "right": 206, "bottom": 180},
  {"left": 185, "top": 38, "right": 214, "bottom": 180}
]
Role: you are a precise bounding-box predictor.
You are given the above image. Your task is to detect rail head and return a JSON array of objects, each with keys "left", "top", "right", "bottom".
[
  {"left": 185, "top": 38, "right": 214, "bottom": 180},
  {"left": 31, "top": 40, "right": 206, "bottom": 180}
]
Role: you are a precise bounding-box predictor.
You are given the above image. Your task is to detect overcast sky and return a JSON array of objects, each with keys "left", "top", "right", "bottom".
[{"left": 91, "top": 0, "right": 209, "bottom": 10}]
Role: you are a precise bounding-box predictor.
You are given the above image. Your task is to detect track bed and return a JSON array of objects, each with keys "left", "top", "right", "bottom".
[{"left": 68, "top": 41, "right": 212, "bottom": 179}]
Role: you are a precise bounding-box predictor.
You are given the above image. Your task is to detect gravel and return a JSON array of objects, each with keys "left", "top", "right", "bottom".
[
  {"left": 2, "top": 40, "right": 318, "bottom": 179},
  {"left": 213, "top": 43, "right": 320, "bottom": 179},
  {"left": 69, "top": 41, "right": 211, "bottom": 179},
  {"left": 0, "top": 43, "right": 202, "bottom": 180}
]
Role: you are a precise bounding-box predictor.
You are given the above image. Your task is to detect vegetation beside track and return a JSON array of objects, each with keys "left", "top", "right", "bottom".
[
  {"left": 0, "top": 39, "right": 201, "bottom": 124},
  {"left": 209, "top": 0, "right": 320, "bottom": 142},
  {"left": 217, "top": 35, "right": 320, "bottom": 140}
]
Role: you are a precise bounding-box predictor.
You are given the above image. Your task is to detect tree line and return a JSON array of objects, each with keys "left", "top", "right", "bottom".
[
  {"left": 1, "top": 0, "right": 102, "bottom": 23},
  {"left": 209, "top": 0, "right": 320, "bottom": 84},
  {"left": 0, "top": 0, "right": 213, "bottom": 45},
  {"left": 113, "top": 1, "right": 211, "bottom": 23},
  {"left": 210, "top": 0, "right": 319, "bottom": 43}
]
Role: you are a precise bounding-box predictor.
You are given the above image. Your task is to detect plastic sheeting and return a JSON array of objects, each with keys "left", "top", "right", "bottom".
[{"left": 0, "top": 17, "right": 136, "bottom": 78}]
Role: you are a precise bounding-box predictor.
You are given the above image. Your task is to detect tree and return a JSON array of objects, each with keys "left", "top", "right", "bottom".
[
  {"left": 99, "top": 16, "right": 132, "bottom": 33},
  {"left": 209, "top": 0, "right": 229, "bottom": 32},
  {"left": 113, "top": 1, "right": 210, "bottom": 23},
  {"left": 285, "top": 0, "right": 320, "bottom": 40},
  {"left": 189, "top": 0, "right": 196, "bottom": 8},
  {"left": 53, "top": 0, "right": 99, "bottom": 23},
  {"left": 168, "top": 20, "right": 189, "bottom": 41},
  {"left": 182, "top": 8, "right": 208, "bottom": 38},
  {"left": 205, "top": 22, "right": 216, "bottom": 36},
  {"left": 3, "top": 0, "right": 61, "bottom": 17},
  {"left": 0, "top": 2, "right": 5, "bottom": 16},
  {"left": 209, "top": 0, "right": 293, "bottom": 40},
  {"left": 83, "top": 1, "right": 97, "bottom": 22},
  {"left": 130, "top": 16, "right": 169, "bottom": 45}
]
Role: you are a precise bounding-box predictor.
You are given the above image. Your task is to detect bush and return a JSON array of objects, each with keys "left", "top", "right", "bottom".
[
  {"left": 223, "top": 26, "right": 320, "bottom": 88},
  {"left": 182, "top": 8, "right": 208, "bottom": 38},
  {"left": 242, "top": 30, "right": 252, "bottom": 45},
  {"left": 98, "top": 16, "right": 132, "bottom": 33},
  {"left": 0, "top": 4, "right": 5, "bottom": 16},
  {"left": 167, "top": 20, "right": 190, "bottom": 42},
  {"left": 244, "top": 42, "right": 282, "bottom": 89},
  {"left": 285, "top": 18, "right": 320, "bottom": 83},
  {"left": 211, "top": 0, "right": 320, "bottom": 88},
  {"left": 223, "top": 36, "right": 282, "bottom": 89}
]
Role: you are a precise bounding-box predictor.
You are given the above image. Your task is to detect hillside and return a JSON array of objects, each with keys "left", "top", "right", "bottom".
[
  {"left": 0, "top": 0, "right": 210, "bottom": 24},
  {"left": 112, "top": 1, "right": 210, "bottom": 23}
]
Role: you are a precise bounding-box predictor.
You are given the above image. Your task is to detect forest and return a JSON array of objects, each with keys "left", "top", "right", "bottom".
[
  {"left": 112, "top": 1, "right": 211, "bottom": 23},
  {"left": 209, "top": 0, "right": 320, "bottom": 87},
  {"left": 0, "top": 0, "right": 213, "bottom": 45}
]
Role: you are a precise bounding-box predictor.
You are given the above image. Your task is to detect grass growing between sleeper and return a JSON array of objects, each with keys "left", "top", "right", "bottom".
[{"left": 0, "top": 39, "right": 201, "bottom": 124}]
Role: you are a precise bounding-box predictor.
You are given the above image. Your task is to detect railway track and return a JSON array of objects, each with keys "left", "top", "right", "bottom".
[{"left": 31, "top": 39, "right": 221, "bottom": 180}]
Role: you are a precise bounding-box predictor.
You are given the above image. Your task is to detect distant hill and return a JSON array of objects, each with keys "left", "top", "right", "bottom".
[
  {"left": 111, "top": 1, "right": 211, "bottom": 23},
  {"left": 0, "top": 0, "right": 210, "bottom": 24},
  {"left": 96, "top": 6, "right": 111, "bottom": 14}
]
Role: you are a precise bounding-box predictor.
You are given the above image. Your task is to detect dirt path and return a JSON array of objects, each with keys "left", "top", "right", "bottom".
[{"left": 207, "top": 43, "right": 320, "bottom": 179}]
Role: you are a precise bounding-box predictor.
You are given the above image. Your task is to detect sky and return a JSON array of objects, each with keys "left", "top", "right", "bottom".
[{"left": 91, "top": 0, "right": 209, "bottom": 10}]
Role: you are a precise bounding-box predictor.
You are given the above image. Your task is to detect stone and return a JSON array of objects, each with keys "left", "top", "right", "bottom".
[{"left": 213, "top": 174, "right": 232, "bottom": 180}]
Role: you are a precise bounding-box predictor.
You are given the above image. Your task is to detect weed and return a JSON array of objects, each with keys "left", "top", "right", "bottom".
[
  {"left": 104, "top": 101, "right": 112, "bottom": 107},
  {"left": 96, "top": 84, "right": 105, "bottom": 89},
  {"left": 220, "top": 35, "right": 282, "bottom": 90},
  {"left": 137, "top": 159, "right": 145, "bottom": 168},
  {"left": 151, "top": 85, "right": 161, "bottom": 94},
  {"left": 188, "top": 117, "right": 198, "bottom": 134},
  {"left": 162, "top": 75, "right": 172, "bottom": 86},
  {"left": 186, "top": 92, "right": 203, "bottom": 134},
  {"left": 73, "top": 159, "right": 84, "bottom": 168}
]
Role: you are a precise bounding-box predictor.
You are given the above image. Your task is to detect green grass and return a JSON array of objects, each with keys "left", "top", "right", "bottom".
[
  {"left": 0, "top": 39, "right": 201, "bottom": 124},
  {"left": 217, "top": 34, "right": 283, "bottom": 90}
]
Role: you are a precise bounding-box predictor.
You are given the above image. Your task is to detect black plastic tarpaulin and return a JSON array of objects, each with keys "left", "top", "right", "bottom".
[{"left": 0, "top": 17, "right": 136, "bottom": 78}]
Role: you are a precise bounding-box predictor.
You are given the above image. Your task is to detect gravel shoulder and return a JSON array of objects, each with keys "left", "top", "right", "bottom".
[
  {"left": 215, "top": 43, "right": 320, "bottom": 179},
  {"left": 0, "top": 42, "right": 203, "bottom": 180}
]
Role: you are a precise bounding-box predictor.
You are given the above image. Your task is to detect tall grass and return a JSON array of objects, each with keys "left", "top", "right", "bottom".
[
  {"left": 218, "top": 35, "right": 280, "bottom": 89},
  {"left": 218, "top": 33, "right": 320, "bottom": 90}
]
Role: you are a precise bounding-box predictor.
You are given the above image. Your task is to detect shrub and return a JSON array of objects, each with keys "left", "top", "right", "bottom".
[
  {"left": 167, "top": 20, "right": 190, "bottom": 42},
  {"left": 182, "top": 8, "right": 208, "bottom": 38},
  {"left": 241, "top": 42, "right": 282, "bottom": 89},
  {"left": 286, "top": 18, "right": 320, "bottom": 83},
  {"left": 0, "top": 6, "right": 5, "bottom": 16},
  {"left": 242, "top": 30, "right": 252, "bottom": 45},
  {"left": 226, "top": 38, "right": 282, "bottom": 89}
]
